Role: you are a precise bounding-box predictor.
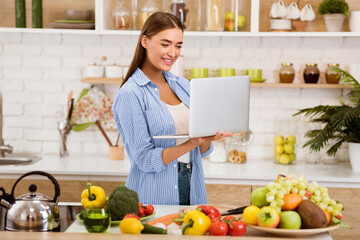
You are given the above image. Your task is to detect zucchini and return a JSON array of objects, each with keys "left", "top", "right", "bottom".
[{"left": 141, "top": 224, "right": 167, "bottom": 234}]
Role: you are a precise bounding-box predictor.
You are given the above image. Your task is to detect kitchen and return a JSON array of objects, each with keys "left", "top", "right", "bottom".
[{"left": 0, "top": 0, "right": 360, "bottom": 239}]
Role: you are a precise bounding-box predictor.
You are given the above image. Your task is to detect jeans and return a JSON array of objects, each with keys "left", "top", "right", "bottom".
[{"left": 178, "top": 162, "right": 192, "bottom": 205}]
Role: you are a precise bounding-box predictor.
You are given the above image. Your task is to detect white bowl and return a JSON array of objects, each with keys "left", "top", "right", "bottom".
[{"left": 270, "top": 19, "right": 292, "bottom": 30}]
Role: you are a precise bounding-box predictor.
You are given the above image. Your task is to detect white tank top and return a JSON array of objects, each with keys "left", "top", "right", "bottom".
[{"left": 166, "top": 102, "right": 190, "bottom": 163}]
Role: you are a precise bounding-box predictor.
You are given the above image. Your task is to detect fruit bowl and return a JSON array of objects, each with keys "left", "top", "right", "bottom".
[{"left": 247, "top": 223, "right": 340, "bottom": 236}]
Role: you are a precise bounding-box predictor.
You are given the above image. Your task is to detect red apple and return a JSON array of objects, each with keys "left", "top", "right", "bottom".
[{"left": 256, "top": 207, "right": 280, "bottom": 228}]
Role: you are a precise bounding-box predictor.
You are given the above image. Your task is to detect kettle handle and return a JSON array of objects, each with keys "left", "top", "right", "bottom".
[{"left": 10, "top": 171, "right": 61, "bottom": 204}]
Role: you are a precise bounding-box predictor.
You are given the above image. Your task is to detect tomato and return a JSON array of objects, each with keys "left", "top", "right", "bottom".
[
  {"left": 123, "top": 213, "right": 140, "bottom": 221},
  {"left": 223, "top": 215, "right": 235, "bottom": 222},
  {"left": 138, "top": 207, "right": 145, "bottom": 217},
  {"left": 139, "top": 202, "right": 143, "bottom": 207},
  {"left": 209, "top": 221, "right": 228, "bottom": 236},
  {"left": 144, "top": 204, "right": 154, "bottom": 216},
  {"left": 228, "top": 220, "right": 246, "bottom": 236}
]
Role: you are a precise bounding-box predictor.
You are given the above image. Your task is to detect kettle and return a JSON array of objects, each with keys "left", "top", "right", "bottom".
[{"left": 0, "top": 171, "right": 61, "bottom": 231}]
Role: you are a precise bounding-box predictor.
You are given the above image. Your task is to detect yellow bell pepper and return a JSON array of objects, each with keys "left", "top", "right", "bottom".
[
  {"left": 182, "top": 209, "right": 211, "bottom": 235},
  {"left": 81, "top": 182, "right": 107, "bottom": 209},
  {"left": 119, "top": 218, "right": 144, "bottom": 234}
]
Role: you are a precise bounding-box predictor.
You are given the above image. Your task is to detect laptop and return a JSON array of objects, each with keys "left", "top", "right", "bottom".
[{"left": 152, "top": 76, "right": 251, "bottom": 139}]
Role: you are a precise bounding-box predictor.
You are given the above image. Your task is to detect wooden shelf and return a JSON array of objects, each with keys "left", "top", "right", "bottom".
[
  {"left": 82, "top": 78, "right": 351, "bottom": 89},
  {"left": 250, "top": 83, "right": 352, "bottom": 89},
  {"left": 81, "top": 77, "right": 123, "bottom": 84}
]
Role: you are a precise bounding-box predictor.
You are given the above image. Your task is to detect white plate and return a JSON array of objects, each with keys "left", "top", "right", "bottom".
[{"left": 247, "top": 224, "right": 340, "bottom": 236}]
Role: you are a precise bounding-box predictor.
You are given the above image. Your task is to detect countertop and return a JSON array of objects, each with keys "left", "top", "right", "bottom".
[
  {"left": 64, "top": 204, "right": 332, "bottom": 240},
  {"left": 0, "top": 154, "right": 359, "bottom": 188}
]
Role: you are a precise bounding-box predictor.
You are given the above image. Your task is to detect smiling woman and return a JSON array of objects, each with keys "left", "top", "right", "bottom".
[{"left": 111, "top": 12, "right": 232, "bottom": 206}]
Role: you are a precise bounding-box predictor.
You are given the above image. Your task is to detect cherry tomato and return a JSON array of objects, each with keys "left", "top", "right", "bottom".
[
  {"left": 144, "top": 204, "right": 154, "bottom": 216},
  {"left": 228, "top": 220, "right": 246, "bottom": 236},
  {"left": 209, "top": 221, "right": 228, "bottom": 236},
  {"left": 123, "top": 213, "right": 140, "bottom": 220},
  {"left": 139, "top": 202, "right": 143, "bottom": 207},
  {"left": 138, "top": 206, "right": 145, "bottom": 217}
]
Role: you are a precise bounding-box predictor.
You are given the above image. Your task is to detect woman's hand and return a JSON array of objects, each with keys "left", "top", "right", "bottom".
[{"left": 188, "top": 132, "right": 233, "bottom": 146}]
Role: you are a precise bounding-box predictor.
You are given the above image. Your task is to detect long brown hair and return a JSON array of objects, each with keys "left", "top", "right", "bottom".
[{"left": 121, "top": 12, "right": 184, "bottom": 87}]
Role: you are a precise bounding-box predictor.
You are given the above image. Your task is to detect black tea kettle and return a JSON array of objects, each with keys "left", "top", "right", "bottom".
[{"left": 0, "top": 171, "right": 61, "bottom": 231}]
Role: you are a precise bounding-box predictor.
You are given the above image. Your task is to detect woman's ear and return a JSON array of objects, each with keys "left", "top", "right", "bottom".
[{"left": 140, "top": 35, "right": 147, "bottom": 49}]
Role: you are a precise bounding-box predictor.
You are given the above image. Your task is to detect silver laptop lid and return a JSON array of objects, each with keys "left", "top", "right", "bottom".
[{"left": 189, "top": 76, "right": 250, "bottom": 138}]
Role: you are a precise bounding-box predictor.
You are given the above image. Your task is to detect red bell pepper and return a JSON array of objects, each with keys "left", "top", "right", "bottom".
[{"left": 196, "top": 205, "right": 221, "bottom": 222}]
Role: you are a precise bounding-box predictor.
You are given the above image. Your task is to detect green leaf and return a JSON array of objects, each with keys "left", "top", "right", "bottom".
[{"left": 72, "top": 122, "right": 94, "bottom": 132}]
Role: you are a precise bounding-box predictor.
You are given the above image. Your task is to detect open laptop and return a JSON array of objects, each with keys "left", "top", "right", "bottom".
[{"left": 152, "top": 76, "right": 250, "bottom": 139}]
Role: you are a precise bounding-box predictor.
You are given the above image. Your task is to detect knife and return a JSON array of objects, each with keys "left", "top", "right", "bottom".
[{"left": 220, "top": 205, "right": 249, "bottom": 216}]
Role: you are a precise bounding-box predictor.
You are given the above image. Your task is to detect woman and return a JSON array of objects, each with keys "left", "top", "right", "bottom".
[{"left": 112, "top": 12, "right": 232, "bottom": 205}]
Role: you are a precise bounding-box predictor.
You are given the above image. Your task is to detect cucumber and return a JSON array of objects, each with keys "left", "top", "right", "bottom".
[{"left": 141, "top": 224, "right": 167, "bottom": 234}]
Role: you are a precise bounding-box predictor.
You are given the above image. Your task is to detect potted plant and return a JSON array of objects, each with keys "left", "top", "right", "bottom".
[
  {"left": 294, "top": 68, "right": 360, "bottom": 171},
  {"left": 318, "top": 0, "right": 349, "bottom": 32}
]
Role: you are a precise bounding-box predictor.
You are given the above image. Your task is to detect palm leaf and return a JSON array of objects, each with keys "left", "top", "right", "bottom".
[{"left": 294, "top": 68, "right": 360, "bottom": 157}]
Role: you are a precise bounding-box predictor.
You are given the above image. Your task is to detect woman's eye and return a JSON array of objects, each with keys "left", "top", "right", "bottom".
[
  {"left": 161, "top": 44, "right": 169, "bottom": 47},
  {"left": 176, "top": 45, "right": 182, "bottom": 49}
]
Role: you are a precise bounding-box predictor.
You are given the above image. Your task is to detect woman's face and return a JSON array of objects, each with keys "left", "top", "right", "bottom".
[{"left": 141, "top": 28, "right": 183, "bottom": 72}]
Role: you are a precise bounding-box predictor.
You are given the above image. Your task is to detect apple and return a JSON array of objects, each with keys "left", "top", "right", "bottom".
[
  {"left": 256, "top": 207, "right": 280, "bottom": 228},
  {"left": 237, "top": 15, "right": 246, "bottom": 28},
  {"left": 289, "top": 153, "right": 296, "bottom": 162},
  {"left": 286, "top": 135, "right": 296, "bottom": 144},
  {"left": 279, "top": 211, "right": 302, "bottom": 229},
  {"left": 225, "top": 20, "right": 235, "bottom": 31},
  {"left": 279, "top": 154, "right": 291, "bottom": 164},
  {"left": 274, "top": 135, "right": 284, "bottom": 145},
  {"left": 251, "top": 187, "right": 270, "bottom": 208},
  {"left": 225, "top": 12, "right": 235, "bottom": 21},
  {"left": 284, "top": 143, "right": 294, "bottom": 154},
  {"left": 274, "top": 144, "right": 284, "bottom": 154}
]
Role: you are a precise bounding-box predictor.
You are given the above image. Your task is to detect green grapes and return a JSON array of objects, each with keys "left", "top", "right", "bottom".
[{"left": 264, "top": 174, "right": 343, "bottom": 217}]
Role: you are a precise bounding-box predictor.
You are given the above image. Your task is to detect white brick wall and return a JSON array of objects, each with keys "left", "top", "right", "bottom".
[{"left": 0, "top": 32, "right": 357, "bottom": 164}]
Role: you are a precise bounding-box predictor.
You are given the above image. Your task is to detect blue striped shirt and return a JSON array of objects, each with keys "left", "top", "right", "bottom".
[{"left": 112, "top": 68, "right": 213, "bottom": 205}]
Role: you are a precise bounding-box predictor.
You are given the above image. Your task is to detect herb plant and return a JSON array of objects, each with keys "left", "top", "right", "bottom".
[
  {"left": 318, "top": 0, "right": 349, "bottom": 16},
  {"left": 294, "top": 68, "right": 360, "bottom": 156}
]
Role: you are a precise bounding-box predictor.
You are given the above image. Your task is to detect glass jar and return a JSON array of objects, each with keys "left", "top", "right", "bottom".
[
  {"left": 205, "top": 0, "right": 224, "bottom": 31},
  {"left": 170, "top": 0, "right": 189, "bottom": 28},
  {"left": 188, "top": 0, "right": 203, "bottom": 31},
  {"left": 279, "top": 63, "right": 295, "bottom": 83},
  {"left": 225, "top": 132, "right": 253, "bottom": 164},
  {"left": 274, "top": 134, "right": 296, "bottom": 165},
  {"left": 303, "top": 63, "right": 320, "bottom": 84},
  {"left": 140, "top": 0, "right": 158, "bottom": 29},
  {"left": 224, "top": 0, "right": 247, "bottom": 31},
  {"left": 208, "top": 140, "right": 227, "bottom": 163},
  {"left": 325, "top": 63, "right": 340, "bottom": 84},
  {"left": 112, "top": 0, "right": 131, "bottom": 30}
]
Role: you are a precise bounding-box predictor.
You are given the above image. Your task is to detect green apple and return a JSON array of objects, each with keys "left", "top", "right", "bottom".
[
  {"left": 256, "top": 206, "right": 280, "bottom": 228},
  {"left": 225, "top": 12, "right": 235, "bottom": 21},
  {"left": 279, "top": 211, "right": 302, "bottom": 229},
  {"left": 251, "top": 187, "right": 270, "bottom": 208},
  {"left": 279, "top": 154, "right": 291, "bottom": 164},
  {"left": 286, "top": 135, "right": 296, "bottom": 144},
  {"left": 274, "top": 135, "right": 284, "bottom": 145},
  {"left": 284, "top": 143, "right": 295, "bottom": 154},
  {"left": 237, "top": 15, "right": 246, "bottom": 28}
]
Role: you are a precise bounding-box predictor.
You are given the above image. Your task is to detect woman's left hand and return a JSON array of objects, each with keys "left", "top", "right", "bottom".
[{"left": 189, "top": 132, "right": 233, "bottom": 146}]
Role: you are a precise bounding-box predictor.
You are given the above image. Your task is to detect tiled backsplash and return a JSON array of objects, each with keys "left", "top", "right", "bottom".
[{"left": 1, "top": 33, "right": 359, "bottom": 163}]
